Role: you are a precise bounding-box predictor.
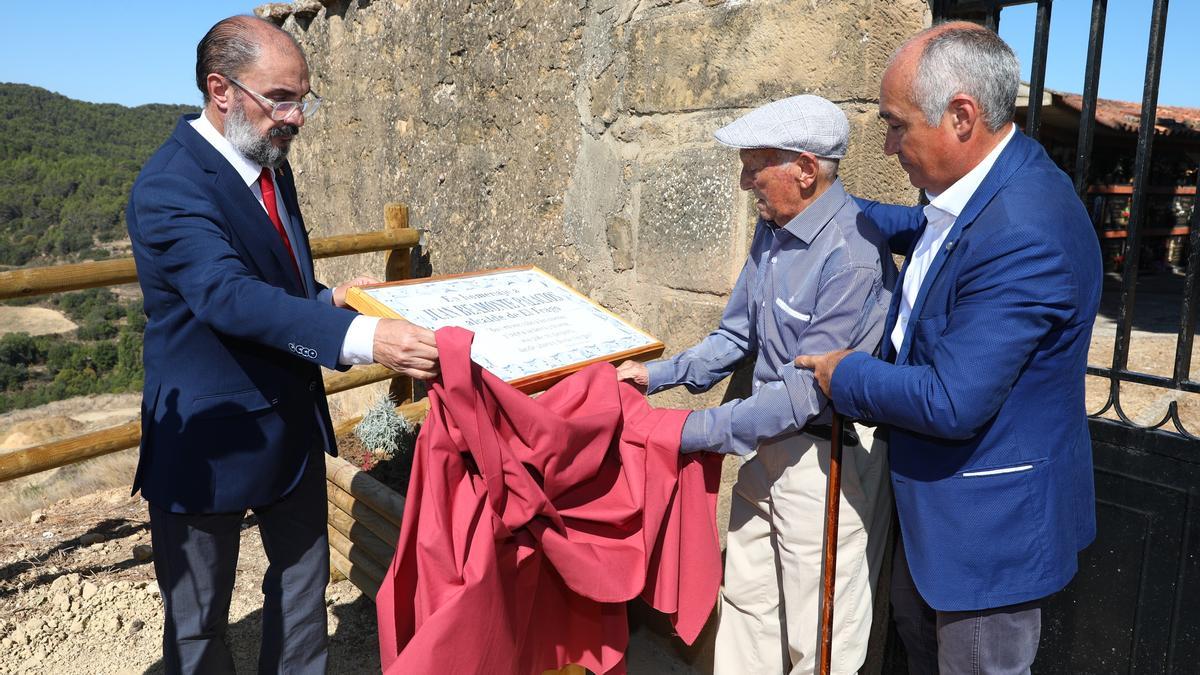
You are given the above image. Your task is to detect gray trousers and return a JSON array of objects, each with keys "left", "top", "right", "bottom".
[
  {"left": 891, "top": 537, "right": 1042, "bottom": 675},
  {"left": 148, "top": 446, "right": 330, "bottom": 675}
]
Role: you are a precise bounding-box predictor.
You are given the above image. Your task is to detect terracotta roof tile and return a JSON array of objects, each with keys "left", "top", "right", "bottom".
[{"left": 1057, "top": 91, "right": 1200, "bottom": 137}]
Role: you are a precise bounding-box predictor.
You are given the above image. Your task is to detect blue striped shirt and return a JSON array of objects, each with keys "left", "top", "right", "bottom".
[{"left": 646, "top": 179, "right": 896, "bottom": 455}]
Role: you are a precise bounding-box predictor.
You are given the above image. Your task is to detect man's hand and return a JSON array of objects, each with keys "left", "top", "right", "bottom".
[
  {"left": 615, "top": 360, "right": 650, "bottom": 392},
  {"left": 374, "top": 319, "right": 439, "bottom": 380},
  {"left": 333, "top": 276, "right": 381, "bottom": 308},
  {"left": 794, "top": 349, "right": 853, "bottom": 397}
]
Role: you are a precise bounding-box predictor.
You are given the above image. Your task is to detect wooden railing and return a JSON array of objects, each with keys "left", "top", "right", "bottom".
[
  {"left": 0, "top": 222, "right": 418, "bottom": 300},
  {"left": 0, "top": 202, "right": 424, "bottom": 595},
  {"left": 0, "top": 363, "right": 404, "bottom": 482}
]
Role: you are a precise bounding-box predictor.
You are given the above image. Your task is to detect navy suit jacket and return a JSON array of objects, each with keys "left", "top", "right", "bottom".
[
  {"left": 127, "top": 115, "right": 358, "bottom": 513},
  {"left": 833, "top": 131, "right": 1103, "bottom": 611}
]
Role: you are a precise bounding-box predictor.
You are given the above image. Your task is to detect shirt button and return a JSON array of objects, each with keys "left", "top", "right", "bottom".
[
  {"left": 770, "top": 257, "right": 777, "bottom": 264},
  {"left": 308, "top": 380, "right": 317, "bottom": 392}
]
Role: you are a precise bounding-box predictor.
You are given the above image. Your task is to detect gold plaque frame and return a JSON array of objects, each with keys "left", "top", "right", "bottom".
[{"left": 347, "top": 266, "right": 664, "bottom": 393}]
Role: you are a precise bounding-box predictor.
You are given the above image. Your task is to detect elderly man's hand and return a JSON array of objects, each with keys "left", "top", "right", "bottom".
[
  {"left": 374, "top": 319, "right": 439, "bottom": 380},
  {"left": 333, "top": 276, "right": 381, "bottom": 308},
  {"left": 794, "top": 349, "right": 853, "bottom": 397},
  {"left": 615, "top": 360, "right": 650, "bottom": 393}
]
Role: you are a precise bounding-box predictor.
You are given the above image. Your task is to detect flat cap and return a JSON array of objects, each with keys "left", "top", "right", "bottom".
[{"left": 714, "top": 94, "right": 849, "bottom": 159}]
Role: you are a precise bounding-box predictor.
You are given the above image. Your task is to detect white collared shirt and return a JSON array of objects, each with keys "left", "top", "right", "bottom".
[
  {"left": 890, "top": 124, "right": 1016, "bottom": 354},
  {"left": 190, "top": 112, "right": 378, "bottom": 365}
]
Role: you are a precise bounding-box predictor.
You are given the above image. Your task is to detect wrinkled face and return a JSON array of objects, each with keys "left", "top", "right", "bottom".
[
  {"left": 738, "top": 148, "right": 803, "bottom": 225},
  {"left": 229, "top": 42, "right": 310, "bottom": 157},
  {"left": 879, "top": 58, "right": 960, "bottom": 194}
]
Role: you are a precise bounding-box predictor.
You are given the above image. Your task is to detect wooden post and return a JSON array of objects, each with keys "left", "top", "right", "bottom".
[
  {"left": 0, "top": 421, "right": 141, "bottom": 483},
  {"left": 328, "top": 503, "right": 397, "bottom": 569},
  {"left": 326, "top": 481, "right": 401, "bottom": 546},
  {"left": 818, "top": 412, "right": 845, "bottom": 675},
  {"left": 384, "top": 202, "right": 415, "bottom": 405},
  {"left": 328, "top": 526, "right": 388, "bottom": 588},
  {"left": 325, "top": 454, "right": 407, "bottom": 527},
  {"left": 330, "top": 543, "right": 382, "bottom": 599}
]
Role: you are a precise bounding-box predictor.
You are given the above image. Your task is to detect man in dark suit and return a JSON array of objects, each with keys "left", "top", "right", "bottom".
[
  {"left": 127, "top": 16, "right": 438, "bottom": 673},
  {"left": 797, "top": 23, "right": 1102, "bottom": 673}
]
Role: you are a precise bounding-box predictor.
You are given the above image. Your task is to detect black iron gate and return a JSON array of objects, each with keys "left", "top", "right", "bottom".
[{"left": 897, "top": 2, "right": 1200, "bottom": 672}]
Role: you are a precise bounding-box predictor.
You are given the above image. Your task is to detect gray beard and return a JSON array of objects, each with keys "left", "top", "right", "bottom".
[{"left": 224, "top": 100, "right": 298, "bottom": 169}]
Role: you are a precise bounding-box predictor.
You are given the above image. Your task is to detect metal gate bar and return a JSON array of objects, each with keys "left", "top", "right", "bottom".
[
  {"left": 1024, "top": 0, "right": 1053, "bottom": 139},
  {"left": 1071, "top": 0, "right": 1108, "bottom": 198},
  {"left": 1107, "top": 0, "right": 1171, "bottom": 380}
]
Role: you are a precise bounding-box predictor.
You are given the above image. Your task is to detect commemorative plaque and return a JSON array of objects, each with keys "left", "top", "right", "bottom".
[{"left": 346, "top": 267, "right": 664, "bottom": 392}]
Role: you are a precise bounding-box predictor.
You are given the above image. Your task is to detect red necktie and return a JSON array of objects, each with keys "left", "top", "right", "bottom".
[{"left": 258, "top": 167, "right": 303, "bottom": 283}]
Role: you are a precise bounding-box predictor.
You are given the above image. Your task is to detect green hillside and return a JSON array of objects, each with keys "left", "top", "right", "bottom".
[
  {"left": 0, "top": 83, "right": 197, "bottom": 266},
  {"left": 0, "top": 84, "right": 195, "bottom": 413}
]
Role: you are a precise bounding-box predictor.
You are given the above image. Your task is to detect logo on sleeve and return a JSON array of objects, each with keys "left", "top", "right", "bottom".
[{"left": 288, "top": 342, "right": 318, "bottom": 359}]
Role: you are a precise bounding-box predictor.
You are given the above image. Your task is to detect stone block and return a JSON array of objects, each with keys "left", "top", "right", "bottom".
[
  {"left": 607, "top": 216, "right": 634, "bottom": 271},
  {"left": 636, "top": 147, "right": 741, "bottom": 294},
  {"left": 641, "top": 292, "right": 730, "bottom": 410},
  {"left": 645, "top": 293, "right": 725, "bottom": 356},
  {"left": 624, "top": 0, "right": 927, "bottom": 114},
  {"left": 627, "top": 0, "right": 872, "bottom": 114},
  {"left": 838, "top": 105, "right": 920, "bottom": 205}
]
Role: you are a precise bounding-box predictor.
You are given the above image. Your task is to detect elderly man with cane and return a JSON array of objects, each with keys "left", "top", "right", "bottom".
[{"left": 618, "top": 94, "right": 895, "bottom": 674}]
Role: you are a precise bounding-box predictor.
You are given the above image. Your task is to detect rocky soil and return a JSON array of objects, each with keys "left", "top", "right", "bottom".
[{"left": 0, "top": 488, "right": 379, "bottom": 675}]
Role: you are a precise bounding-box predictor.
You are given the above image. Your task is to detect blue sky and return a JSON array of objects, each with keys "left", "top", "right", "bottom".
[
  {"left": 999, "top": 0, "right": 1200, "bottom": 108},
  {"left": 0, "top": 1, "right": 256, "bottom": 107},
  {"left": 0, "top": 1, "right": 1197, "bottom": 109}
]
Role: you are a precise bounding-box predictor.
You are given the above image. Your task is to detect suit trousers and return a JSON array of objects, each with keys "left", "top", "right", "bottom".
[
  {"left": 148, "top": 444, "right": 330, "bottom": 675},
  {"left": 713, "top": 425, "right": 891, "bottom": 675},
  {"left": 890, "top": 537, "right": 1042, "bottom": 675}
]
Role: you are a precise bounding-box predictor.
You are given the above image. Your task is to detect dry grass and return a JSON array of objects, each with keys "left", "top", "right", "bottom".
[
  {"left": 0, "top": 306, "right": 76, "bottom": 337},
  {"left": 0, "top": 449, "right": 139, "bottom": 525},
  {"left": 0, "top": 393, "right": 140, "bottom": 524}
]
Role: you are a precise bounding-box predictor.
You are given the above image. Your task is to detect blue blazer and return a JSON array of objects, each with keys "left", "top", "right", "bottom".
[
  {"left": 127, "top": 115, "right": 358, "bottom": 514},
  {"left": 833, "top": 131, "right": 1103, "bottom": 611}
]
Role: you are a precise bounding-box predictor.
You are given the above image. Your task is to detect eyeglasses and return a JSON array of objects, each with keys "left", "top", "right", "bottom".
[{"left": 227, "top": 76, "right": 322, "bottom": 121}]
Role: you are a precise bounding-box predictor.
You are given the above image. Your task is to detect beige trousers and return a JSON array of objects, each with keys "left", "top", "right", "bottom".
[{"left": 712, "top": 425, "right": 891, "bottom": 675}]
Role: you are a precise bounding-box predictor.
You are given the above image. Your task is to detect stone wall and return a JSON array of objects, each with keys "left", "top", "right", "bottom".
[{"left": 257, "top": 0, "right": 928, "bottom": 417}]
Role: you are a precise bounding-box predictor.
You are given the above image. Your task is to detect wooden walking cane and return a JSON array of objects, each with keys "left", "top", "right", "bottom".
[{"left": 817, "top": 411, "right": 845, "bottom": 675}]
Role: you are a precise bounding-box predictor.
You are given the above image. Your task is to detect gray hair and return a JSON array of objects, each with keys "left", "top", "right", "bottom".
[
  {"left": 773, "top": 150, "right": 840, "bottom": 180},
  {"left": 816, "top": 157, "right": 840, "bottom": 180},
  {"left": 910, "top": 25, "right": 1019, "bottom": 132},
  {"left": 195, "top": 16, "right": 303, "bottom": 104}
]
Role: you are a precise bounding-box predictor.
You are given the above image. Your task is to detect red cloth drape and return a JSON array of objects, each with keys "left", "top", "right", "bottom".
[{"left": 376, "top": 327, "right": 723, "bottom": 674}]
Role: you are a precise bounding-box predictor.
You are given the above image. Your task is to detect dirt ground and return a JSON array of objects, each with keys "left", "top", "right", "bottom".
[
  {"left": 0, "top": 487, "right": 381, "bottom": 675},
  {"left": 1087, "top": 272, "right": 1200, "bottom": 433},
  {"left": 0, "top": 307, "right": 76, "bottom": 337}
]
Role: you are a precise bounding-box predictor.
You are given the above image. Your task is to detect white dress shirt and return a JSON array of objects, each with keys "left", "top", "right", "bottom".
[
  {"left": 190, "top": 112, "right": 378, "bottom": 365},
  {"left": 890, "top": 124, "right": 1016, "bottom": 354}
]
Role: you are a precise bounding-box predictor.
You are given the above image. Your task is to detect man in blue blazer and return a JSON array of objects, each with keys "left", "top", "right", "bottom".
[
  {"left": 127, "top": 16, "right": 438, "bottom": 673},
  {"left": 797, "top": 23, "right": 1102, "bottom": 673}
]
